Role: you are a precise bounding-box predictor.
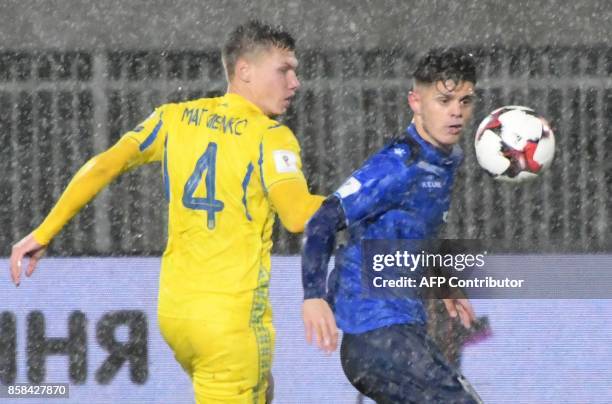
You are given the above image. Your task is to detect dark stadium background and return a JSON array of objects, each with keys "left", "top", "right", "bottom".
[{"left": 1, "top": 1, "right": 611, "bottom": 403}]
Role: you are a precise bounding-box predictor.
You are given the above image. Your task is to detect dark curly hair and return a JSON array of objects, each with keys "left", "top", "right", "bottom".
[{"left": 413, "top": 47, "right": 477, "bottom": 86}]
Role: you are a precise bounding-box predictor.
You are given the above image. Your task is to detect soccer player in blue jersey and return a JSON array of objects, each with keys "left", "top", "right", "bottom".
[{"left": 301, "top": 48, "right": 483, "bottom": 403}]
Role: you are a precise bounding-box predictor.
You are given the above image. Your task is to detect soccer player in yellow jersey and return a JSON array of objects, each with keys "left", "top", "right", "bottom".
[{"left": 9, "top": 20, "right": 323, "bottom": 403}]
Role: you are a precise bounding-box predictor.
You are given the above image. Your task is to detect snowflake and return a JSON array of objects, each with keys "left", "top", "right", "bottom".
[{"left": 393, "top": 148, "right": 406, "bottom": 157}]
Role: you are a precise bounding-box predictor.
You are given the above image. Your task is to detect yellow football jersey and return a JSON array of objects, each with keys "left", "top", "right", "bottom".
[{"left": 124, "top": 93, "right": 306, "bottom": 318}]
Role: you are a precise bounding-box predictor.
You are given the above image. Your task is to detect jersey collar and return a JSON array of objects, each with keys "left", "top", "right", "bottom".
[
  {"left": 405, "top": 123, "right": 463, "bottom": 167},
  {"left": 222, "top": 93, "right": 264, "bottom": 115}
]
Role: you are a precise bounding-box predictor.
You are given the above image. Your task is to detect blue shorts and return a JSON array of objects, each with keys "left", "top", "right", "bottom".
[{"left": 340, "top": 323, "right": 482, "bottom": 404}]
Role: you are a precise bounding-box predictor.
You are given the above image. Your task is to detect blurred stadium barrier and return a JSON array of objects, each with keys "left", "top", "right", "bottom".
[{"left": 1, "top": 46, "right": 611, "bottom": 255}]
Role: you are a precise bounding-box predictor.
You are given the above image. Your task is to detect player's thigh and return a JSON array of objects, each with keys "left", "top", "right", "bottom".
[
  {"left": 158, "top": 315, "right": 196, "bottom": 376},
  {"left": 340, "top": 328, "right": 398, "bottom": 402},
  {"left": 341, "top": 323, "right": 481, "bottom": 404},
  {"left": 189, "top": 318, "right": 274, "bottom": 403},
  {"left": 159, "top": 314, "right": 274, "bottom": 403}
]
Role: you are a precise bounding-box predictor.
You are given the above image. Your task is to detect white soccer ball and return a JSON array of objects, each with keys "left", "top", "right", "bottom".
[{"left": 474, "top": 105, "right": 555, "bottom": 182}]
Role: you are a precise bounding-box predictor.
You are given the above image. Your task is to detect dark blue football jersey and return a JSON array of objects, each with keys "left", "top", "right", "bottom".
[{"left": 330, "top": 123, "right": 463, "bottom": 333}]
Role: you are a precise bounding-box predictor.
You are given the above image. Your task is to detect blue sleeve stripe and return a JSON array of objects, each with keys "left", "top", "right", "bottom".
[
  {"left": 258, "top": 142, "right": 268, "bottom": 195},
  {"left": 241, "top": 163, "right": 254, "bottom": 221},
  {"left": 139, "top": 119, "right": 163, "bottom": 152},
  {"left": 162, "top": 134, "right": 170, "bottom": 202}
]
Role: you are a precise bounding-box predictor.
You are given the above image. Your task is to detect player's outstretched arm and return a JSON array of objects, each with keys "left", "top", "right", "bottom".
[
  {"left": 8, "top": 136, "right": 141, "bottom": 286},
  {"left": 269, "top": 179, "right": 324, "bottom": 233},
  {"left": 301, "top": 197, "right": 346, "bottom": 353}
]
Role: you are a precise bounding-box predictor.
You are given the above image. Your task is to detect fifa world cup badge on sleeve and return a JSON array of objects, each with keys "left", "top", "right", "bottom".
[{"left": 273, "top": 150, "right": 298, "bottom": 173}]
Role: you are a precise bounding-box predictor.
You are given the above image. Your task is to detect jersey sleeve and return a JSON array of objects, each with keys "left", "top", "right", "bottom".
[
  {"left": 260, "top": 124, "right": 306, "bottom": 191},
  {"left": 121, "top": 106, "right": 167, "bottom": 167},
  {"left": 333, "top": 154, "right": 411, "bottom": 227}
]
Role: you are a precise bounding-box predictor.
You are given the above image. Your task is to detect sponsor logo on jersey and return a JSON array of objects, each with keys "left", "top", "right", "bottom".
[{"left": 421, "top": 180, "right": 442, "bottom": 189}]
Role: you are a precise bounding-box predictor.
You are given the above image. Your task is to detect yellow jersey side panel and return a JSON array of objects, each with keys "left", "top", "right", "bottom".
[{"left": 257, "top": 123, "right": 307, "bottom": 269}]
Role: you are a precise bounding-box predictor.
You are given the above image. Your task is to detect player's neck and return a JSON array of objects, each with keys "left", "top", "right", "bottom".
[
  {"left": 413, "top": 119, "right": 452, "bottom": 153},
  {"left": 226, "top": 84, "right": 266, "bottom": 115}
]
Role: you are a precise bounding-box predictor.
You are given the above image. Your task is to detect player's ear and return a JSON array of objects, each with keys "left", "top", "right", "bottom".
[
  {"left": 408, "top": 90, "right": 421, "bottom": 115},
  {"left": 235, "top": 58, "right": 251, "bottom": 83}
]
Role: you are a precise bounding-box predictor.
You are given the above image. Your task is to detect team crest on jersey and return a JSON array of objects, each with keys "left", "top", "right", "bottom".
[
  {"left": 336, "top": 176, "right": 361, "bottom": 198},
  {"left": 273, "top": 150, "right": 298, "bottom": 173}
]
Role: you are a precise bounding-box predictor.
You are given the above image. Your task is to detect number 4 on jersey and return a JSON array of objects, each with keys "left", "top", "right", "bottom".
[{"left": 182, "top": 142, "right": 224, "bottom": 229}]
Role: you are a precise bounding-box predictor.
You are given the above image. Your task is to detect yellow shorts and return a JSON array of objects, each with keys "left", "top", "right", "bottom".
[{"left": 158, "top": 290, "right": 274, "bottom": 404}]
